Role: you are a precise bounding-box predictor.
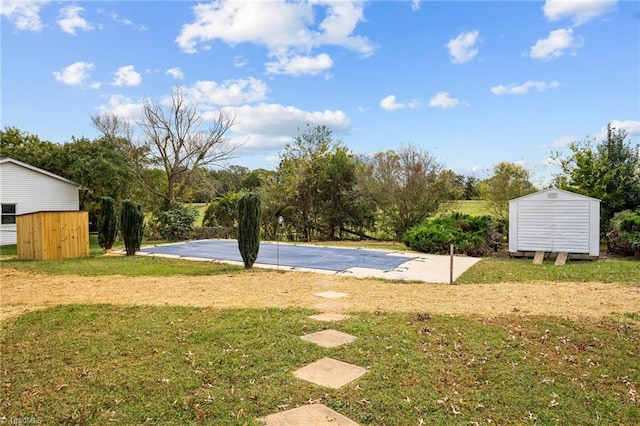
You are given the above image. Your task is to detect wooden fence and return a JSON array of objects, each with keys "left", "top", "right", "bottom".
[{"left": 17, "top": 211, "right": 89, "bottom": 260}]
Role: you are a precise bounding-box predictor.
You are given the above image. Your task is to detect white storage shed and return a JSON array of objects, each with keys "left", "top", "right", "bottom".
[
  {"left": 508, "top": 188, "right": 600, "bottom": 257},
  {"left": 0, "top": 158, "right": 84, "bottom": 246}
]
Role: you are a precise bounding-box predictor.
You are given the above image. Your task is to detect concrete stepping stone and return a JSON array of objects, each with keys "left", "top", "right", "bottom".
[
  {"left": 301, "top": 329, "right": 357, "bottom": 348},
  {"left": 314, "top": 290, "right": 348, "bottom": 299},
  {"left": 293, "top": 357, "right": 367, "bottom": 389},
  {"left": 260, "top": 403, "right": 360, "bottom": 425},
  {"left": 309, "top": 313, "right": 349, "bottom": 322}
]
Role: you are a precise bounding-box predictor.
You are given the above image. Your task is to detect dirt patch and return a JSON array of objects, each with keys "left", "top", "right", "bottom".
[{"left": 2, "top": 268, "right": 639, "bottom": 320}]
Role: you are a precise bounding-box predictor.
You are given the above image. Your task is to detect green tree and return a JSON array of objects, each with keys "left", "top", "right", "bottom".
[
  {"left": 203, "top": 191, "right": 245, "bottom": 228},
  {"left": 237, "top": 192, "right": 261, "bottom": 268},
  {"left": 121, "top": 200, "right": 145, "bottom": 256},
  {"left": 361, "top": 145, "right": 456, "bottom": 240},
  {"left": 97, "top": 197, "right": 118, "bottom": 250},
  {"left": 59, "top": 136, "right": 135, "bottom": 209},
  {"left": 455, "top": 174, "right": 481, "bottom": 200},
  {"left": 480, "top": 162, "right": 536, "bottom": 221},
  {"left": 552, "top": 124, "right": 640, "bottom": 224},
  {"left": 272, "top": 125, "right": 370, "bottom": 241},
  {"left": 0, "top": 127, "right": 63, "bottom": 174}
]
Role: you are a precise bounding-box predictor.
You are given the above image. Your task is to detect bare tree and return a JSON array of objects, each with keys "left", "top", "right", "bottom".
[{"left": 92, "top": 87, "right": 238, "bottom": 210}]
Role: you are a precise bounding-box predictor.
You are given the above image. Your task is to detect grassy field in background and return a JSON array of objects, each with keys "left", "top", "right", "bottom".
[
  {"left": 190, "top": 203, "right": 208, "bottom": 226},
  {"left": 439, "top": 200, "right": 496, "bottom": 217},
  {"left": 2, "top": 305, "right": 638, "bottom": 425}
]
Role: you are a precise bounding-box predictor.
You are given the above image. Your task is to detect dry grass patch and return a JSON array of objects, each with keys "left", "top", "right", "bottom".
[{"left": 2, "top": 268, "right": 639, "bottom": 321}]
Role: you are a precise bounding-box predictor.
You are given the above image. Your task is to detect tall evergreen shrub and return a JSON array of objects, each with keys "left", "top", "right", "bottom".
[
  {"left": 121, "top": 200, "right": 145, "bottom": 256},
  {"left": 97, "top": 196, "right": 118, "bottom": 250},
  {"left": 237, "top": 192, "right": 261, "bottom": 268}
]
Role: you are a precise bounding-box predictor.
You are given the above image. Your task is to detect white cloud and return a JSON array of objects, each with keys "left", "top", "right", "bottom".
[
  {"left": 429, "top": 92, "right": 460, "bottom": 109},
  {"left": 530, "top": 28, "right": 582, "bottom": 60},
  {"left": 445, "top": 30, "right": 479, "bottom": 64},
  {"left": 109, "top": 12, "right": 132, "bottom": 26},
  {"left": 266, "top": 53, "right": 333, "bottom": 76},
  {"left": 98, "top": 95, "right": 144, "bottom": 121},
  {"left": 491, "top": 80, "right": 560, "bottom": 95},
  {"left": 109, "top": 11, "right": 146, "bottom": 30},
  {"left": 595, "top": 120, "right": 640, "bottom": 140},
  {"left": 543, "top": 0, "right": 617, "bottom": 25},
  {"left": 411, "top": 0, "right": 422, "bottom": 11},
  {"left": 380, "top": 95, "right": 420, "bottom": 111},
  {"left": 112, "top": 65, "right": 142, "bottom": 87},
  {"left": 1, "top": 0, "right": 49, "bottom": 31},
  {"left": 176, "top": 0, "right": 373, "bottom": 76},
  {"left": 52, "top": 61, "right": 95, "bottom": 86},
  {"left": 166, "top": 67, "right": 184, "bottom": 80},
  {"left": 187, "top": 78, "right": 268, "bottom": 106},
  {"left": 204, "top": 103, "right": 350, "bottom": 150},
  {"left": 229, "top": 103, "right": 349, "bottom": 136},
  {"left": 233, "top": 55, "right": 248, "bottom": 68},
  {"left": 57, "top": 5, "right": 94, "bottom": 35}
]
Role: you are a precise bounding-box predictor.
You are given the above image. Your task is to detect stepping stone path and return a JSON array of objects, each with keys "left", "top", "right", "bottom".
[
  {"left": 300, "top": 329, "right": 357, "bottom": 348},
  {"left": 293, "top": 357, "right": 368, "bottom": 389},
  {"left": 259, "top": 285, "right": 366, "bottom": 425},
  {"left": 260, "top": 404, "right": 360, "bottom": 426}
]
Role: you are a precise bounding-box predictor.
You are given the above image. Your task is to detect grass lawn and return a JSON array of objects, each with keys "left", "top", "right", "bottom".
[
  {"left": 458, "top": 257, "right": 640, "bottom": 285},
  {"left": 2, "top": 231, "right": 638, "bottom": 424},
  {"left": 1, "top": 306, "right": 638, "bottom": 425}
]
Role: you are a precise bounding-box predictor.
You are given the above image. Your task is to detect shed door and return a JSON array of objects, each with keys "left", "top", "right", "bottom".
[
  {"left": 552, "top": 201, "right": 590, "bottom": 253},
  {"left": 517, "top": 200, "right": 591, "bottom": 253},
  {"left": 517, "top": 201, "right": 552, "bottom": 251}
]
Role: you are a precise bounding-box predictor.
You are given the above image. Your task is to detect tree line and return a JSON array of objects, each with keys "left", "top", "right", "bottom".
[{"left": 1, "top": 89, "right": 638, "bottom": 246}]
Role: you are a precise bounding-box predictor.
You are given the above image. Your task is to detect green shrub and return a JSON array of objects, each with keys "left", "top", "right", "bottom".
[
  {"left": 403, "top": 212, "right": 503, "bottom": 256},
  {"left": 607, "top": 210, "right": 640, "bottom": 257},
  {"left": 203, "top": 191, "right": 244, "bottom": 228},
  {"left": 237, "top": 192, "right": 261, "bottom": 268},
  {"left": 121, "top": 200, "right": 145, "bottom": 256},
  {"left": 97, "top": 196, "right": 118, "bottom": 250},
  {"left": 155, "top": 203, "right": 198, "bottom": 241}
]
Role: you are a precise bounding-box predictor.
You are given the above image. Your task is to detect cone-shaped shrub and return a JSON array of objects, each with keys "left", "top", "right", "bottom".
[
  {"left": 121, "top": 200, "right": 145, "bottom": 256},
  {"left": 97, "top": 196, "right": 118, "bottom": 250},
  {"left": 237, "top": 192, "right": 261, "bottom": 268}
]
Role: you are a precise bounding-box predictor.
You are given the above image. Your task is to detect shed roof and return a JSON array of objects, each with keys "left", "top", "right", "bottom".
[
  {"left": 0, "top": 157, "right": 87, "bottom": 190},
  {"left": 509, "top": 187, "right": 601, "bottom": 203}
]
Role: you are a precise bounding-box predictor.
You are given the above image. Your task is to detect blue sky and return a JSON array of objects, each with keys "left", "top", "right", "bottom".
[{"left": 2, "top": 0, "right": 639, "bottom": 184}]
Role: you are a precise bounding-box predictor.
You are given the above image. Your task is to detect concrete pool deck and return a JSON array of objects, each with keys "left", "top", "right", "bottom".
[{"left": 138, "top": 239, "right": 481, "bottom": 283}]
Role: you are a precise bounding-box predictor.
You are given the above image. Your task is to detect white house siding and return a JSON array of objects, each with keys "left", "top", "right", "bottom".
[
  {"left": 508, "top": 188, "right": 600, "bottom": 257},
  {"left": 0, "top": 161, "right": 80, "bottom": 245}
]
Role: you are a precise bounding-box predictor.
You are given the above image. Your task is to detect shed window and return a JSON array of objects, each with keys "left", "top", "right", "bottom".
[{"left": 1, "top": 204, "right": 16, "bottom": 224}]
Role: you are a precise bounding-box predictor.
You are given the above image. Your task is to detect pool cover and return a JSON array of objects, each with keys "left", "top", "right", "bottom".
[{"left": 140, "top": 239, "right": 415, "bottom": 272}]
